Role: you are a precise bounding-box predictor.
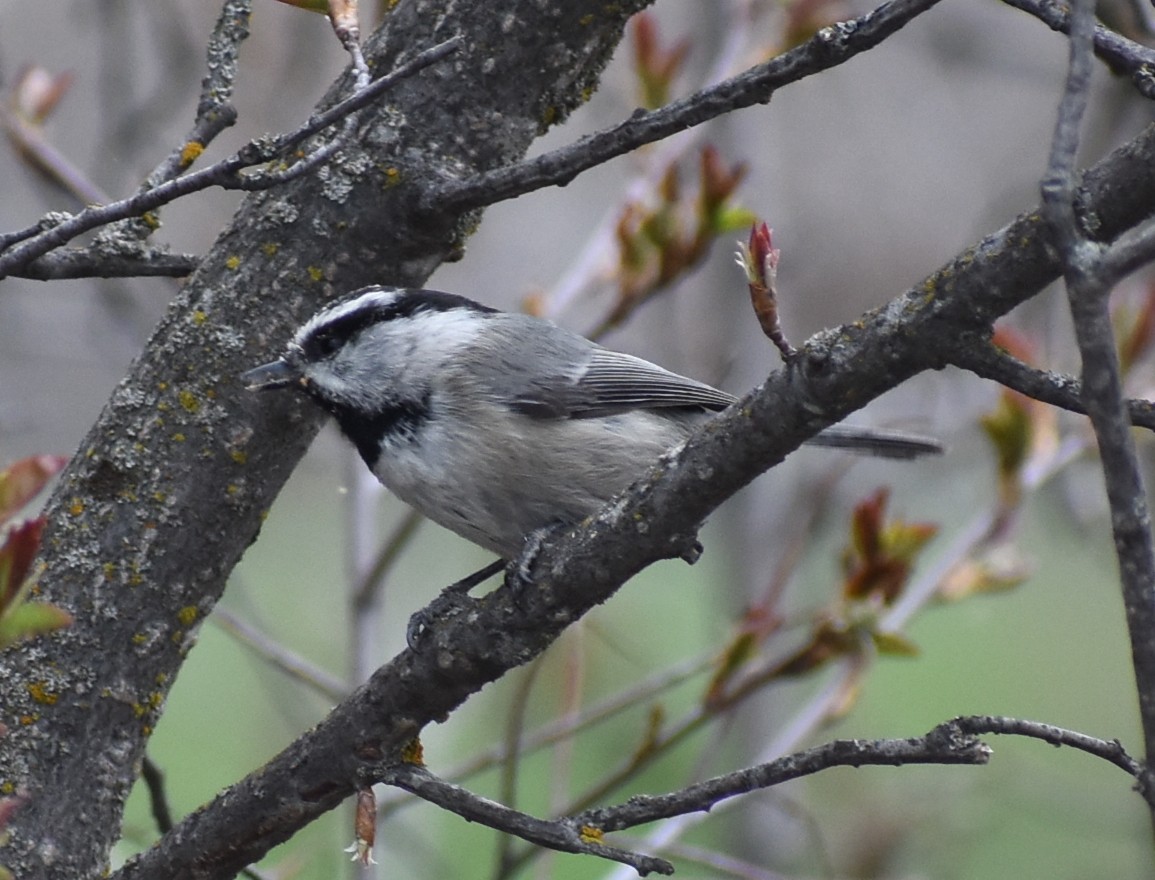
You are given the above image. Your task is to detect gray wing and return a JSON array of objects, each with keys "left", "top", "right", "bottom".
[
  {"left": 566, "top": 349, "right": 736, "bottom": 417},
  {"left": 470, "top": 314, "right": 735, "bottom": 420}
]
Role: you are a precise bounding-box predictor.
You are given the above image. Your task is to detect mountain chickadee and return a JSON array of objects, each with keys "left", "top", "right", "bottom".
[{"left": 243, "top": 285, "right": 941, "bottom": 559}]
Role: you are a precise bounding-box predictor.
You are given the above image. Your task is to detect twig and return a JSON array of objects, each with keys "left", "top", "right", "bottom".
[
  {"left": 1001, "top": 0, "right": 1155, "bottom": 96},
  {"left": 424, "top": 0, "right": 945, "bottom": 218},
  {"left": 543, "top": 0, "right": 761, "bottom": 321},
  {"left": 1041, "top": 0, "right": 1155, "bottom": 804},
  {"left": 140, "top": 754, "right": 175, "bottom": 834},
  {"left": 11, "top": 248, "right": 200, "bottom": 280},
  {"left": 141, "top": 0, "right": 251, "bottom": 195},
  {"left": 376, "top": 653, "right": 712, "bottom": 818},
  {"left": 379, "top": 764, "right": 676, "bottom": 876},
  {"left": 945, "top": 336, "right": 1155, "bottom": 430},
  {"left": 576, "top": 729, "right": 991, "bottom": 833},
  {"left": 388, "top": 716, "right": 1138, "bottom": 876},
  {"left": 951, "top": 715, "right": 1143, "bottom": 777},
  {"left": 0, "top": 37, "right": 461, "bottom": 279}
]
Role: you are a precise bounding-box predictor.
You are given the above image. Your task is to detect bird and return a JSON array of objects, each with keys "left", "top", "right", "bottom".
[{"left": 243, "top": 285, "right": 941, "bottom": 560}]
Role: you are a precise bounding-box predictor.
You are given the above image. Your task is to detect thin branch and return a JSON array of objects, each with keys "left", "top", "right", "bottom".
[
  {"left": 0, "top": 37, "right": 461, "bottom": 279},
  {"left": 575, "top": 728, "right": 991, "bottom": 834},
  {"left": 11, "top": 248, "right": 200, "bottom": 280},
  {"left": 379, "top": 764, "right": 675, "bottom": 877},
  {"left": 423, "top": 0, "right": 945, "bottom": 218},
  {"left": 1041, "top": 0, "right": 1155, "bottom": 803},
  {"left": 376, "top": 653, "right": 713, "bottom": 819},
  {"left": 385, "top": 716, "right": 1139, "bottom": 876},
  {"left": 1001, "top": 0, "right": 1155, "bottom": 97},
  {"left": 952, "top": 715, "right": 1143, "bottom": 777},
  {"left": 1099, "top": 217, "right": 1155, "bottom": 287},
  {"left": 140, "top": 755, "right": 175, "bottom": 834},
  {"left": 945, "top": 336, "right": 1155, "bottom": 430},
  {"left": 140, "top": 0, "right": 251, "bottom": 195}
]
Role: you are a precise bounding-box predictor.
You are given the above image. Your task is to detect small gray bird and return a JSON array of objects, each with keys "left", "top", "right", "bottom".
[{"left": 243, "top": 285, "right": 940, "bottom": 559}]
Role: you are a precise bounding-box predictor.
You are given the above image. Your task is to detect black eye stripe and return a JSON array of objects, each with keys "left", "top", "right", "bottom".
[{"left": 299, "top": 288, "right": 497, "bottom": 361}]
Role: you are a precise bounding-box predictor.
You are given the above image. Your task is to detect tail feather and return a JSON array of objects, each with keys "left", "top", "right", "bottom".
[{"left": 804, "top": 425, "right": 944, "bottom": 460}]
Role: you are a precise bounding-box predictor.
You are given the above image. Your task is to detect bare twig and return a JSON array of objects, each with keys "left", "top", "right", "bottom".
[
  {"left": 0, "top": 37, "right": 461, "bottom": 279},
  {"left": 952, "top": 715, "right": 1143, "bottom": 777},
  {"left": 379, "top": 764, "right": 676, "bottom": 876},
  {"left": 945, "top": 336, "right": 1155, "bottom": 430},
  {"left": 141, "top": 0, "right": 252, "bottom": 194},
  {"left": 424, "top": 0, "right": 945, "bottom": 218},
  {"left": 11, "top": 248, "right": 200, "bottom": 280},
  {"left": 140, "top": 755, "right": 175, "bottom": 834},
  {"left": 376, "top": 653, "right": 713, "bottom": 819},
  {"left": 576, "top": 729, "right": 991, "bottom": 833},
  {"left": 1041, "top": 0, "right": 1155, "bottom": 804},
  {"left": 1001, "top": 0, "right": 1155, "bottom": 96}
]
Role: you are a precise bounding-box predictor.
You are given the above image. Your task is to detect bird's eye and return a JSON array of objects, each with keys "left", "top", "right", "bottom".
[{"left": 312, "top": 330, "right": 342, "bottom": 358}]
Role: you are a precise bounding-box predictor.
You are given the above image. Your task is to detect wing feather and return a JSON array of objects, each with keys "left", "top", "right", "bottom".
[
  {"left": 464, "top": 314, "right": 734, "bottom": 419},
  {"left": 568, "top": 349, "right": 735, "bottom": 415}
]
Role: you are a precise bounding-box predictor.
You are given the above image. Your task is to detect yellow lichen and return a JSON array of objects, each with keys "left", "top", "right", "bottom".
[
  {"left": 178, "top": 390, "right": 200, "bottom": 414},
  {"left": 230, "top": 449, "right": 248, "bottom": 465},
  {"left": 225, "top": 255, "right": 241, "bottom": 271},
  {"left": 177, "top": 606, "right": 198, "bottom": 626},
  {"left": 27, "top": 682, "right": 59, "bottom": 705},
  {"left": 307, "top": 266, "right": 324, "bottom": 282},
  {"left": 262, "top": 242, "right": 279, "bottom": 257},
  {"left": 180, "top": 141, "right": 205, "bottom": 167},
  {"left": 401, "top": 737, "right": 425, "bottom": 766},
  {"left": 192, "top": 310, "right": 207, "bottom": 325},
  {"left": 69, "top": 498, "right": 84, "bottom": 516},
  {"left": 579, "top": 825, "right": 605, "bottom": 844},
  {"left": 172, "top": 433, "right": 186, "bottom": 443}
]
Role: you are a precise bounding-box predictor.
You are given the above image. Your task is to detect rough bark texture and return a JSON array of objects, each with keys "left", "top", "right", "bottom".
[{"left": 0, "top": 2, "right": 648, "bottom": 877}]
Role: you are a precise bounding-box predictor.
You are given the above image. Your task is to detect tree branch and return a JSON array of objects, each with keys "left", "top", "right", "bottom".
[
  {"left": 11, "top": 248, "right": 200, "bottom": 280},
  {"left": 0, "top": 36, "right": 460, "bottom": 278},
  {"left": 945, "top": 336, "right": 1155, "bottom": 430},
  {"left": 1040, "top": 0, "right": 1155, "bottom": 802},
  {"left": 384, "top": 714, "right": 1140, "bottom": 871},
  {"left": 423, "top": 0, "right": 946, "bottom": 218},
  {"left": 1001, "top": 0, "right": 1155, "bottom": 95},
  {"left": 576, "top": 727, "right": 990, "bottom": 834},
  {"left": 381, "top": 765, "right": 675, "bottom": 876}
]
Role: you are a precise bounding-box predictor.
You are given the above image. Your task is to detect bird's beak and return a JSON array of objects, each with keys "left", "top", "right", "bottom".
[{"left": 241, "top": 359, "right": 300, "bottom": 391}]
